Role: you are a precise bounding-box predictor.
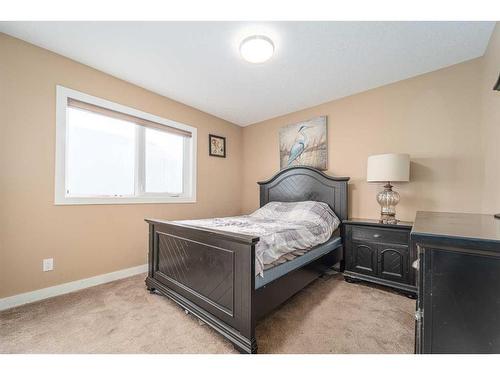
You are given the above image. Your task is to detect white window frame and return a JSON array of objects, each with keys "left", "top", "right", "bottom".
[{"left": 55, "top": 85, "right": 197, "bottom": 205}]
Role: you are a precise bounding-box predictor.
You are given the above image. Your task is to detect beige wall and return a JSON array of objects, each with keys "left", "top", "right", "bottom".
[
  {"left": 480, "top": 24, "right": 500, "bottom": 213},
  {"left": 0, "top": 34, "right": 243, "bottom": 298},
  {"left": 241, "top": 58, "right": 484, "bottom": 221}
]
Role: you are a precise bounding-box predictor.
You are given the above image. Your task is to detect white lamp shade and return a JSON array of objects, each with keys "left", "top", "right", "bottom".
[{"left": 367, "top": 153, "right": 410, "bottom": 182}]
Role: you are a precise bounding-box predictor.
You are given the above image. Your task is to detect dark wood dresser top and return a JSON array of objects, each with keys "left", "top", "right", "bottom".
[{"left": 412, "top": 211, "right": 500, "bottom": 244}]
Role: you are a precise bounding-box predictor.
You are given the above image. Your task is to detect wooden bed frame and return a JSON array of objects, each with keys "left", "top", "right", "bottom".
[{"left": 145, "top": 166, "right": 349, "bottom": 353}]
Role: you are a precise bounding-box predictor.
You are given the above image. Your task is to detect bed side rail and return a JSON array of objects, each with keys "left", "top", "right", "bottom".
[{"left": 145, "top": 219, "right": 259, "bottom": 353}]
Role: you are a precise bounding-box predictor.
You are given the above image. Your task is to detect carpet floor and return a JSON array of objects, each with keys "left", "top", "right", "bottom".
[{"left": 0, "top": 273, "right": 415, "bottom": 354}]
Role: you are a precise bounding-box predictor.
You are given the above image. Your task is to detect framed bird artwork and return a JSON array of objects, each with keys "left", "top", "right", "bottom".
[{"left": 279, "top": 116, "right": 328, "bottom": 170}]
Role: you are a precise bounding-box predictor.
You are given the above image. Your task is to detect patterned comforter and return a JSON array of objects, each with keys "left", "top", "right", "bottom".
[{"left": 177, "top": 201, "right": 340, "bottom": 276}]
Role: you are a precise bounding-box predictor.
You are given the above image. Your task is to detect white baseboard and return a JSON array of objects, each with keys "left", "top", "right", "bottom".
[{"left": 0, "top": 264, "right": 148, "bottom": 311}]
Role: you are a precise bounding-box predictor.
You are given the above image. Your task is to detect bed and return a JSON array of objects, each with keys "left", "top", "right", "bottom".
[{"left": 145, "top": 166, "right": 349, "bottom": 353}]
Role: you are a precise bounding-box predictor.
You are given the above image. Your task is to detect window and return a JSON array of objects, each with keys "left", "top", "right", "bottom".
[{"left": 55, "top": 86, "right": 197, "bottom": 204}]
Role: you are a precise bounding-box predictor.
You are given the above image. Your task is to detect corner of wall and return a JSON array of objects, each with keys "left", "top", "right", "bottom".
[{"left": 479, "top": 22, "right": 500, "bottom": 213}]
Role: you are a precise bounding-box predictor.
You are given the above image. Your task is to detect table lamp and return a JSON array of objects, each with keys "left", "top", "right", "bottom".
[{"left": 367, "top": 153, "right": 410, "bottom": 224}]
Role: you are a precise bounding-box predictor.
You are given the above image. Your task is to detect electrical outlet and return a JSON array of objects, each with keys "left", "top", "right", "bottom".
[{"left": 43, "top": 258, "right": 54, "bottom": 272}]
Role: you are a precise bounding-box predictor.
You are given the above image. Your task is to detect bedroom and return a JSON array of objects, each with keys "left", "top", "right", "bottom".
[{"left": 1, "top": 1, "right": 500, "bottom": 373}]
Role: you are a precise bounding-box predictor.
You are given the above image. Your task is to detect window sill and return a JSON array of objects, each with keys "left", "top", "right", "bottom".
[{"left": 54, "top": 196, "right": 197, "bottom": 205}]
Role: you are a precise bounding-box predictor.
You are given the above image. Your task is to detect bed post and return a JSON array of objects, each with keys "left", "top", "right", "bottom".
[
  {"left": 236, "top": 240, "right": 257, "bottom": 354},
  {"left": 146, "top": 223, "right": 156, "bottom": 293}
]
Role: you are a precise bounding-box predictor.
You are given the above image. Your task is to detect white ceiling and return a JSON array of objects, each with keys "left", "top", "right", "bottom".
[{"left": 0, "top": 22, "right": 495, "bottom": 126}]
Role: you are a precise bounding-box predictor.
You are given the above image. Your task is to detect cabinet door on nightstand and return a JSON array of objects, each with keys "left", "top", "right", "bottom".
[
  {"left": 350, "top": 241, "right": 378, "bottom": 276},
  {"left": 377, "top": 244, "right": 409, "bottom": 283}
]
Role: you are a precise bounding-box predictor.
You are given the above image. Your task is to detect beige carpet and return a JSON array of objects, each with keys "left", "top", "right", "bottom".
[{"left": 0, "top": 273, "right": 415, "bottom": 354}]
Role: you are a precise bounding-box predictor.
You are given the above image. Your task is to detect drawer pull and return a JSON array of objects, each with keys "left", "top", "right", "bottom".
[
  {"left": 373, "top": 234, "right": 381, "bottom": 238},
  {"left": 412, "top": 259, "right": 420, "bottom": 271}
]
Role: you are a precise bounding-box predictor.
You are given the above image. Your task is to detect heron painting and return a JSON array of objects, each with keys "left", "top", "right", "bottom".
[{"left": 279, "top": 116, "right": 328, "bottom": 170}]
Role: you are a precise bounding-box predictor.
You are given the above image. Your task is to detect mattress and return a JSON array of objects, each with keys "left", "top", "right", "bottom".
[{"left": 255, "top": 235, "right": 342, "bottom": 289}]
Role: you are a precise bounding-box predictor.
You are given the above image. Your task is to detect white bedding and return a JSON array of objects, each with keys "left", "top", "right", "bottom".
[{"left": 177, "top": 201, "right": 340, "bottom": 276}]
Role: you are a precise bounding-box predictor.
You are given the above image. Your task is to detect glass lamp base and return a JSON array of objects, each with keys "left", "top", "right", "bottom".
[
  {"left": 376, "top": 183, "right": 400, "bottom": 224},
  {"left": 379, "top": 215, "right": 398, "bottom": 225}
]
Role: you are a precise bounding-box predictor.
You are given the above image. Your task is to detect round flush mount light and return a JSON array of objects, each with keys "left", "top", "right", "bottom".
[{"left": 239, "top": 35, "right": 274, "bottom": 63}]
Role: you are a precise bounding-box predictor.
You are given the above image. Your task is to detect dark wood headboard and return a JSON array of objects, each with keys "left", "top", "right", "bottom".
[{"left": 257, "top": 166, "right": 350, "bottom": 221}]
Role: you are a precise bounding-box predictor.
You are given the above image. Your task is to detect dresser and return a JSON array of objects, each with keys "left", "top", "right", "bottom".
[
  {"left": 343, "top": 219, "right": 416, "bottom": 297},
  {"left": 412, "top": 211, "right": 500, "bottom": 353}
]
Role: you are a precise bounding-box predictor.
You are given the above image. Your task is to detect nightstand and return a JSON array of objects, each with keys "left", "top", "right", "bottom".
[{"left": 343, "top": 218, "right": 416, "bottom": 298}]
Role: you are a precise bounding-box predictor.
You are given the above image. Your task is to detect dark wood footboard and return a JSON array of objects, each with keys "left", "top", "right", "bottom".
[{"left": 145, "top": 219, "right": 260, "bottom": 354}]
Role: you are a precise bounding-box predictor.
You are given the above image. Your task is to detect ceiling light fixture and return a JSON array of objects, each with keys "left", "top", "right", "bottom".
[{"left": 239, "top": 35, "right": 274, "bottom": 64}]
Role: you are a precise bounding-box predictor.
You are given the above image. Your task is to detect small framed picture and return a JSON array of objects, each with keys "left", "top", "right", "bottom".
[{"left": 209, "top": 134, "right": 226, "bottom": 158}]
